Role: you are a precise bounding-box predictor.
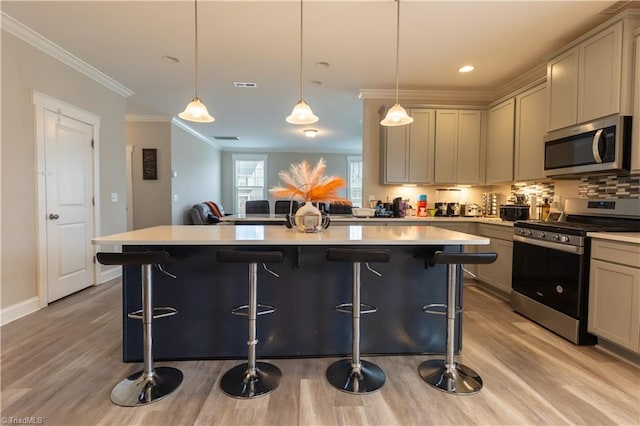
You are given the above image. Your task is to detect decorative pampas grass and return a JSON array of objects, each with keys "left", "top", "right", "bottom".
[{"left": 269, "top": 158, "right": 350, "bottom": 204}]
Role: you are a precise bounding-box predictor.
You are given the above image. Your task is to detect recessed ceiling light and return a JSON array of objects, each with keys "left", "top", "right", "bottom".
[
  {"left": 458, "top": 65, "right": 474, "bottom": 73},
  {"left": 162, "top": 55, "right": 180, "bottom": 64},
  {"left": 303, "top": 129, "right": 318, "bottom": 138}
]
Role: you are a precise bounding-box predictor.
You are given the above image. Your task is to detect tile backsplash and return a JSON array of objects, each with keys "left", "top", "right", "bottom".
[
  {"left": 578, "top": 174, "right": 640, "bottom": 199},
  {"left": 510, "top": 181, "right": 555, "bottom": 203}
]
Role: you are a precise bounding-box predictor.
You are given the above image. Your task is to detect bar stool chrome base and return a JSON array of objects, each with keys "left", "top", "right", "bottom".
[
  {"left": 326, "top": 359, "right": 386, "bottom": 394},
  {"left": 220, "top": 362, "right": 282, "bottom": 398},
  {"left": 111, "top": 366, "right": 183, "bottom": 406},
  {"left": 418, "top": 359, "right": 482, "bottom": 395}
]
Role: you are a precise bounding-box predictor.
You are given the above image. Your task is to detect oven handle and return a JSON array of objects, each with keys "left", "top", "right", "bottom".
[{"left": 513, "top": 235, "right": 584, "bottom": 255}]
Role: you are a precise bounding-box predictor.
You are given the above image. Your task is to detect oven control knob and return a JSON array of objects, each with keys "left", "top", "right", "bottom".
[
  {"left": 518, "top": 228, "right": 525, "bottom": 235},
  {"left": 527, "top": 230, "right": 533, "bottom": 236},
  {"left": 560, "top": 235, "right": 570, "bottom": 243},
  {"left": 539, "top": 232, "right": 546, "bottom": 238},
  {"left": 552, "top": 234, "right": 560, "bottom": 241}
]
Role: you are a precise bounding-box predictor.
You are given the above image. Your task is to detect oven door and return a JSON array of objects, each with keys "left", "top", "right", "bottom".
[{"left": 512, "top": 236, "right": 588, "bottom": 318}]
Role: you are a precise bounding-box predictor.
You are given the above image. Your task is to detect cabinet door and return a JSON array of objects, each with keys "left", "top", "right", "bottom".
[
  {"left": 547, "top": 47, "right": 579, "bottom": 131},
  {"left": 494, "top": 239, "right": 513, "bottom": 293},
  {"left": 485, "top": 99, "right": 515, "bottom": 184},
  {"left": 589, "top": 259, "right": 640, "bottom": 352},
  {"left": 408, "top": 109, "right": 436, "bottom": 184},
  {"left": 632, "top": 33, "right": 640, "bottom": 173},
  {"left": 434, "top": 110, "right": 459, "bottom": 183},
  {"left": 514, "top": 83, "right": 547, "bottom": 182},
  {"left": 457, "top": 111, "right": 483, "bottom": 184},
  {"left": 578, "top": 22, "right": 622, "bottom": 123},
  {"left": 382, "top": 125, "right": 409, "bottom": 183}
]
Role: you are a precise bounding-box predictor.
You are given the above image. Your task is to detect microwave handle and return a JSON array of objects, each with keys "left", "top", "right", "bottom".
[{"left": 592, "top": 129, "right": 604, "bottom": 163}]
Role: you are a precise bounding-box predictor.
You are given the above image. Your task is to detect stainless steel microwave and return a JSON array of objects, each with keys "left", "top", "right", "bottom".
[{"left": 544, "top": 114, "right": 632, "bottom": 178}]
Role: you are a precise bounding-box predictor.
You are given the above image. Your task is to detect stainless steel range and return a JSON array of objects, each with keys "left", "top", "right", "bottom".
[{"left": 511, "top": 198, "right": 640, "bottom": 344}]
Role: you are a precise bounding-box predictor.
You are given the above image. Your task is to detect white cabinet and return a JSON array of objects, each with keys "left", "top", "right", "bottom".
[
  {"left": 589, "top": 239, "right": 640, "bottom": 353},
  {"left": 434, "top": 110, "right": 483, "bottom": 184},
  {"left": 380, "top": 108, "right": 435, "bottom": 184},
  {"left": 474, "top": 224, "right": 513, "bottom": 295},
  {"left": 632, "top": 29, "right": 640, "bottom": 173},
  {"left": 485, "top": 99, "right": 515, "bottom": 184},
  {"left": 547, "top": 21, "right": 630, "bottom": 131},
  {"left": 514, "top": 83, "right": 547, "bottom": 182}
]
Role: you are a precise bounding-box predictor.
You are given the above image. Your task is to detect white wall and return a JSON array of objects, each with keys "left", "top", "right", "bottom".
[
  {"left": 170, "top": 124, "right": 222, "bottom": 224},
  {"left": 1, "top": 31, "right": 127, "bottom": 309},
  {"left": 126, "top": 121, "right": 172, "bottom": 229}
]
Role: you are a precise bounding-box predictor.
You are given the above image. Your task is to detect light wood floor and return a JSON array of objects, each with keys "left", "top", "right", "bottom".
[{"left": 2, "top": 280, "right": 639, "bottom": 426}]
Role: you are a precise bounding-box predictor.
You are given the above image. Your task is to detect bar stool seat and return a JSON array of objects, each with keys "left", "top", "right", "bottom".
[
  {"left": 417, "top": 251, "right": 497, "bottom": 395},
  {"left": 216, "top": 249, "right": 284, "bottom": 399},
  {"left": 325, "top": 248, "right": 390, "bottom": 394},
  {"left": 96, "top": 251, "right": 182, "bottom": 407}
]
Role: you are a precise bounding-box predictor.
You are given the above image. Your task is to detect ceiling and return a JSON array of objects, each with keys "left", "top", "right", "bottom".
[{"left": 2, "top": 0, "right": 628, "bottom": 153}]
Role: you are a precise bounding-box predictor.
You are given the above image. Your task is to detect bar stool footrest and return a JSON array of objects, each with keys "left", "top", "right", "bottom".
[
  {"left": 231, "top": 304, "right": 276, "bottom": 316},
  {"left": 110, "top": 366, "right": 183, "bottom": 406},
  {"left": 335, "top": 302, "right": 377, "bottom": 314},
  {"left": 418, "top": 359, "right": 482, "bottom": 395},
  {"left": 421, "top": 303, "right": 462, "bottom": 315},
  {"left": 127, "top": 306, "right": 178, "bottom": 320}
]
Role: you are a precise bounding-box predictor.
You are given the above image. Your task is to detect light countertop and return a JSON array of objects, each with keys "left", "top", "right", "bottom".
[
  {"left": 92, "top": 224, "right": 490, "bottom": 246},
  {"left": 587, "top": 232, "right": 640, "bottom": 245},
  {"left": 220, "top": 215, "right": 514, "bottom": 227}
]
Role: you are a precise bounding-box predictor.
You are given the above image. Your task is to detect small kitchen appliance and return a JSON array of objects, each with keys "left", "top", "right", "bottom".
[{"left": 461, "top": 203, "right": 482, "bottom": 217}]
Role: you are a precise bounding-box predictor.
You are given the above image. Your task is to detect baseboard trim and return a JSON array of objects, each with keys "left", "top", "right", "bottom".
[
  {"left": 1, "top": 297, "right": 40, "bottom": 326},
  {"left": 99, "top": 266, "right": 121, "bottom": 284}
]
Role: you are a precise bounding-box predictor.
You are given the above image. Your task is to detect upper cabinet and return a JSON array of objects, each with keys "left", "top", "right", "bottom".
[
  {"left": 547, "top": 15, "right": 639, "bottom": 131},
  {"left": 485, "top": 99, "right": 515, "bottom": 184},
  {"left": 434, "top": 110, "right": 484, "bottom": 184},
  {"left": 632, "top": 28, "right": 640, "bottom": 174},
  {"left": 380, "top": 108, "right": 435, "bottom": 184},
  {"left": 514, "top": 83, "right": 547, "bottom": 182}
]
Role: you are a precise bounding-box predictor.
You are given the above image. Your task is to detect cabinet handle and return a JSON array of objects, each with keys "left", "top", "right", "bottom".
[{"left": 49, "top": 213, "right": 59, "bottom": 220}]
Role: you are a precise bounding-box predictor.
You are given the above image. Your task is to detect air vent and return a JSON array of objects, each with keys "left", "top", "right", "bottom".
[
  {"left": 233, "top": 82, "right": 257, "bottom": 88},
  {"left": 213, "top": 136, "right": 240, "bottom": 141}
]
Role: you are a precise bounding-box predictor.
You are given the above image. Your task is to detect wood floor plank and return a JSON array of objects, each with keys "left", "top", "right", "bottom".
[{"left": 2, "top": 280, "right": 639, "bottom": 425}]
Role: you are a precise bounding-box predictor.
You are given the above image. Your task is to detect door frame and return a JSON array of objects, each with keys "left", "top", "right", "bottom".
[{"left": 32, "top": 91, "right": 101, "bottom": 308}]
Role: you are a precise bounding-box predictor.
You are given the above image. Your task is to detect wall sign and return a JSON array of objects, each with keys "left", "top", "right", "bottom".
[{"left": 142, "top": 148, "right": 157, "bottom": 180}]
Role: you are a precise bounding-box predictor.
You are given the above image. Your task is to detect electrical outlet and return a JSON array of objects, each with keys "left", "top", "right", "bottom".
[
  {"left": 173, "top": 194, "right": 178, "bottom": 202},
  {"left": 111, "top": 192, "right": 118, "bottom": 203}
]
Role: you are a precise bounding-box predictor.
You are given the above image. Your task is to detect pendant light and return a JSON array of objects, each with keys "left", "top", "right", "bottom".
[
  {"left": 286, "top": 0, "right": 319, "bottom": 125},
  {"left": 381, "top": 0, "right": 413, "bottom": 127},
  {"left": 179, "top": 0, "right": 214, "bottom": 123}
]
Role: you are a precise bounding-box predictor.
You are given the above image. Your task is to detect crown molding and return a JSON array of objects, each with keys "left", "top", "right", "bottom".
[
  {"left": 358, "top": 89, "right": 494, "bottom": 104},
  {"left": 171, "top": 117, "right": 221, "bottom": 150},
  {"left": 126, "top": 114, "right": 172, "bottom": 123},
  {"left": 1, "top": 12, "right": 134, "bottom": 98}
]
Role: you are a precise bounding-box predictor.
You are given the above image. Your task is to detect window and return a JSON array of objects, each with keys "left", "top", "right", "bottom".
[
  {"left": 347, "top": 156, "right": 363, "bottom": 208},
  {"left": 233, "top": 154, "right": 267, "bottom": 214}
]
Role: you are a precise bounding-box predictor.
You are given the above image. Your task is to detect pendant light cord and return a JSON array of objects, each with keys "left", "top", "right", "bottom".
[
  {"left": 194, "top": 0, "right": 200, "bottom": 99},
  {"left": 394, "top": 0, "right": 400, "bottom": 105},
  {"left": 299, "top": 0, "right": 304, "bottom": 101}
]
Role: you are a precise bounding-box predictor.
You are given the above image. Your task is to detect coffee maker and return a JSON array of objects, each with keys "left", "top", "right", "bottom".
[{"left": 435, "top": 189, "right": 461, "bottom": 217}]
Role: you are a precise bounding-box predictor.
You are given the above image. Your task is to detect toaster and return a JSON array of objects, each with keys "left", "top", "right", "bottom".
[{"left": 461, "top": 203, "right": 482, "bottom": 217}]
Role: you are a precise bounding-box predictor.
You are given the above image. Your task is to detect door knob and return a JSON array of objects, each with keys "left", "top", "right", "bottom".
[{"left": 49, "top": 213, "right": 59, "bottom": 220}]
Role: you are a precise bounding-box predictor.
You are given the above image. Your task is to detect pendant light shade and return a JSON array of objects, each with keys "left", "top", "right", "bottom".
[
  {"left": 381, "top": 0, "right": 413, "bottom": 127},
  {"left": 286, "top": 0, "right": 318, "bottom": 125},
  {"left": 286, "top": 100, "right": 319, "bottom": 125},
  {"left": 180, "top": 0, "right": 214, "bottom": 123}
]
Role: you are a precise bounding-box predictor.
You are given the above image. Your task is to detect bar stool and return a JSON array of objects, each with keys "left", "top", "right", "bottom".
[
  {"left": 325, "top": 248, "right": 391, "bottom": 394},
  {"left": 216, "top": 249, "right": 285, "bottom": 398},
  {"left": 417, "top": 251, "right": 497, "bottom": 395},
  {"left": 96, "top": 251, "right": 183, "bottom": 406}
]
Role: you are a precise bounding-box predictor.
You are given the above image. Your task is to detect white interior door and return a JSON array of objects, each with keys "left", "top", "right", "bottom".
[{"left": 44, "top": 109, "right": 95, "bottom": 302}]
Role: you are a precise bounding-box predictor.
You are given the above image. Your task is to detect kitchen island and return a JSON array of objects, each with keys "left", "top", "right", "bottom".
[{"left": 93, "top": 225, "right": 489, "bottom": 362}]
